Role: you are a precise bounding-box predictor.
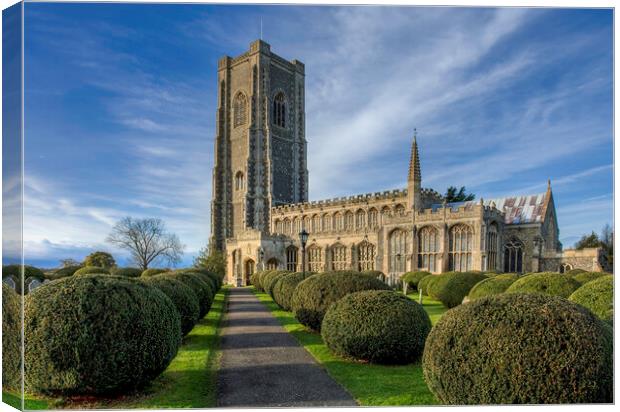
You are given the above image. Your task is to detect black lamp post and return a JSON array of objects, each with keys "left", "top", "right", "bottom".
[
  {"left": 395, "top": 253, "right": 402, "bottom": 286},
  {"left": 299, "top": 229, "right": 309, "bottom": 274}
]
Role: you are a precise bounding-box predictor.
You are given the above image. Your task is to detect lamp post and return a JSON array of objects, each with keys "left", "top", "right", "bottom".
[
  {"left": 395, "top": 253, "right": 402, "bottom": 287},
  {"left": 259, "top": 248, "right": 265, "bottom": 271},
  {"left": 299, "top": 229, "right": 309, "bottom": 274}
]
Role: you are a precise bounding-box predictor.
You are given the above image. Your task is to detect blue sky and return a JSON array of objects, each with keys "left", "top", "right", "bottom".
[{"left": 7, "top": 3, "right": 613, "bottom": 268}]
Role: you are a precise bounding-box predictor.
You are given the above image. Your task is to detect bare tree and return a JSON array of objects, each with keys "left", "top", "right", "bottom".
[{"left": 106, "top": 217, "right": 184, "bottom": 270}]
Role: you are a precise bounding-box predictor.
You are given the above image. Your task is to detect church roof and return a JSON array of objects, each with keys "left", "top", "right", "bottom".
[{"left": 432, "top": 192, "right": 548, "bottom": 225}]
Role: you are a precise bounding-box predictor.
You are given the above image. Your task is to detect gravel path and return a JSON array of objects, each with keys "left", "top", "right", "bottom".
[{"left": 216, "top": 288, "right": 357, "bottom": 407}]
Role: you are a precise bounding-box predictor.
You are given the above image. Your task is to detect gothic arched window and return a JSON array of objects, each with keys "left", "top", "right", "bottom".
[
  {"left": 311, "top": 214, "right": 320, "bottom": 233},
  {"left": 368, "top": 208, "right": 378, "bottom": 228},
  {"left": 345, "top": 211, "right": 354, "bottom": 231},
  {"left": 322, "top": 213, "right": 332, "bottom": 231},
  {"left": 235, "top": 171, "right": 245, "bottom": 191},
  {"left": 308, "top": 245, "right": 322, "bottom": 272},
  {"left": 389, "top": 229, "right": 408, "bottom": 274},
  {"left": 486, "top": 224, "right": 499, "bottom": 271},
  {"left": 418, "top": 226, "right": 440, "bottom": 273},
  {"left": 283, "top": 218, "right": 291, "bottom": 235},
  {"left": 504, "top": 238, "right": 524, "bottom": 273},
  {"left": 273, "top": 92, "right": 286, "bottom": 128},
  {"left": 233, "top": 92, "right": 248, "bottom": 127},
  {"left": 358, "top": 241, "right": 376, "bottom": 271},
  {"left": 355, "top": 210, "right": 366, "bottom": 230},
  {"left": 334, "top": 212, "right": 344, "bottom": 231},
  {"left": 286, "top": 246, "right": 298, "bottom": 271},
  {"left": 381, "top": 206, "right": 391, "bottom": 224},
  {"left": 331, "top": 243, "right": 347, "bottom": 270},
  {"left": 266, "top": 258, "right": 279, "bottom": 270},
  {"left": 449, "top": 224, "right": 473, "bottom": 272},
  {"left": 395, "top": 204, "right": 405, "bottom": 217}
]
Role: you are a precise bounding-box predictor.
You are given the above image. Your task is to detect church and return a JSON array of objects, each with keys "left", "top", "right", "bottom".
[{"left": 209, "top": 40, "right": 607, "bottom": 286}]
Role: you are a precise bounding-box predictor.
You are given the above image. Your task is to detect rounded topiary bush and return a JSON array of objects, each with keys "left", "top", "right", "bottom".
[
  {"left": 417, "top": 274, "right": 437, "bottom": 296},
  {"left": 257, "top": 270, "right": 274, "bottom": 291},
  {"left": 572, "top": 271, "right": 607, "bottom": 285},
  {"left": 263, "top": 270, "right": 291, "bottom": 297},
  {"left": 163, "top": 273, "right": 213, "bottom": 317},
  {"left": 74, "top": 266, "right": 110, "bottom": 276},
  {"left": 141, "top": 268, "right": 169, "bottom": 277},
  {"left": 24, "top": 275, "right": 181, "bottom": 395},
  {"left": 427, "top": 272, "right": 488, "bottom": 308},
  {"left": 182, "top": 268, "right": 222, "bottom": 291},
  {"left": 143, "top": 276, "right": 200, "bottom": 335},
  {"left": 176, "top": 270, "right": 218, "bottom": 296},
  {"left": 569, "top": 275, "right": 613, "bottom": 321},
  {"left": 47, "top": 265, "right": 82, "bottom": 280},
  {"left": 2, "top": 283, "right": 21, "bottom": 389},
  {"left": 361, "top": 270, "right": 386, "bottom": 281},
  {"left": 423, "top": 293, "right": 613, "bottom": 404},
  {"left": 468, "top": 274, "right": 520, "bottom": 301},
  {"left": 291, "top": 272, "right": 391, "bottom": 331},
  {"left": 250, "top": 272, "right": 262, "bottom": 290},
  {"left": 111, "top": 267, "right": 142, "bottom": 278},
  {"left": 505, "top": 272, "right": 581, "bottom": 298},
  {"left": 567, "top": 268, "right": 586, "bottom": 275},
  {"left": 271, "top": 272, "right": 312, "bottom": 311},
  {"left": 401, "top": 271, "right": 431, "bottom": 291},
  {"left": 322, "top": 290, "right": 431, "bottom": 364}
]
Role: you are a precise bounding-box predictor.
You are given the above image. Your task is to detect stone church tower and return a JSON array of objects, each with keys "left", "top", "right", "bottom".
[{"left": 210, "top": 40, "right": 308, "bottom": 251}]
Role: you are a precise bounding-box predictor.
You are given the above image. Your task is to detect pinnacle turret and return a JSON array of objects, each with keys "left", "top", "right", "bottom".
[{"left": 408, "top": 129, "right": 421, "bottom": 182}]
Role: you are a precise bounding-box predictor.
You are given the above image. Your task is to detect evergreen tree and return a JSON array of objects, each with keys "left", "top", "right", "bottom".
[{"left": 444, "top": 186, "right": 475, "bottom": 203}]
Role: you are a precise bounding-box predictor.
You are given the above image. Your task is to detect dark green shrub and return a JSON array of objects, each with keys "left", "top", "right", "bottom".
[
  {"left": 175, "top": 269, "right": 219, "bottom": 295},
  {"left": 569, "top": 275, "right": 613, "bottom": 321},
  {"left": 361, "top": 270, "right": 386, "bottom": 281},
  {"left": 163, "top": 273, "right": 213, "bottom": 317},
  {"left": 141, "top": 268, "right": 169, "bottom": 277},
  {"left": 181, "top": 268, "right": 222, "bottom": 291},
  {"left": 263, "top": 270, "right": 291, "bottom": 296},
  {"left": 257, "top": 270, "right": 274, "bottom": 291},
  {"left": 143, "top": 276, "right": 200, "bottom": 335},
  {"left": 468, "top": 274, "right": 520, "bottom": 301},
  {"left": 505, "top": 272, "right": 581, "bottom": 298},
  {"left": 47, "top": 265, "right": 82, "bottom": 280},
  {"left": 291, "top": 272, "right": 391, "bottom": 331},
  {"left": 417, "top": 274, "right": 437, "bottom": 296},
  {"left": 572, "top": 271, "right": 607, "bottom": 285},
  {"left": 567, "top": 268, "right": 586, "bottom": 275},
  {"left": 271, "top": 272, "right": 312, "bottom": 311},
  {"left": 322, "top": 290, "right": 431, "bottom": 364},
  {"left": 427, "top": 272, "right": 488, "bottom": 308},
  {"left": 111, "top": 267, "right": 142, "bottom": 278},
  {"left": 423, "top": 293, "right": 613, "bottom": 404},
  {"left": 250, "top": 272, "right": 262, "bottom": 290},
  {"left": 83, "top": 251, "right": 116, "bottom": 269},
  {"left": 74, "top": 266, "right": 110, "bottom": 276},
  {"left": 2, "top": 283, "right": 20, "bottom": 389},
  {"left": 24, "top": 275, "right": 181, "bottom": 395},
  {"left": 3, "top": 265, "right": 45, "bottom": 293},
  {"left": 401, "top": 271, "right": 431, "bottom": 290}
]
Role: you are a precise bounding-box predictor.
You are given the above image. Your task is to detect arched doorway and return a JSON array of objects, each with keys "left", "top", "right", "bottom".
[{"left": 244, "top": 259, "right": 255, "bottom": 286}]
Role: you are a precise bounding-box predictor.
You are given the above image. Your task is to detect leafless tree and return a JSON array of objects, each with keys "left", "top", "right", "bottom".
[{"left": 106, "top": 217, "right": 184, "bottom": 270}]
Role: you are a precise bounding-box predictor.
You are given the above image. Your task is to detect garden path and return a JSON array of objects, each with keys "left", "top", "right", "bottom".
[{"left": 217, "top": 287, "right": 357, "bottom": 407}]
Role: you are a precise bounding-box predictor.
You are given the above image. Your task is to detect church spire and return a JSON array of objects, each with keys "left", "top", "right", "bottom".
[{"left": 408, "top": 128, "right": 421, "bottom": 183}]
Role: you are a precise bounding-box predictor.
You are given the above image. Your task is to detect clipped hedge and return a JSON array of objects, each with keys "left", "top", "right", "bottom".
[
  {"left": 141, "top": 268, "right": 169, "bottom": 278},
  {"left": 48, "top": 265, "right": 82, "bottom": 280},
  {"left": 74, "top": 266, "right": 110, "bottom": 276},
  {"left": 162, "top": 272, "right": 213, "bottom": 317},
  {"left": 361, "top": 270, "right": 386, "bottom": 280},
  {"left": 257, "top": 270, "right": 274, "bottom": 291},
  {"left": 250, "top": 272, "right": 262, "bottom": 290},
  {"left": 417, "top": 274, "right": 437, "bottom": 296},
  {"left": 468, "top": 274, "right": 520, "bottom": 301},
  {"left": 182, "top": 268, "right": 222, "bottom": 291},
  {"left": 505, "top": 272, "right": 581, "bottom": 298},
  {"left": 401, "top": 271, "right": 431, "bottom": 290},
  {"left": 263, "top": 270, "right": 292, "bottom": 297},
  {"left": 569, "top": 275, "right": 613, "bottom": 321},
  {"left": 111, "top": 267, "right": 142, "bottom": 278},
  {"left": 271, "top": 272, "right": 312, "bottom": 311},
  {"left": 572, "top": 271, "right": 607, "bottom": 285},
  {"left": 423, "top": 293, "right": 613, "bottom": 404},
  {"left": 566, "top": 268, "right": 587, "bottom": 275},
  {"left": 25, "top": 275, "right": 181, "bottom": 395},
  {"left": 291, "top": 271, "right": 391, "bottom": 331},
  {"left": 2, "top": 283, "right": 20, "bottom": 389},
  {"left": 322, "top": 290, "right": 431, "bottom": 364},
  {"left": 143, "top": 276, "right": 200, "bottom": 335},
  {"left": 427, "top": 272, "right": 488, "bottom": 308}
]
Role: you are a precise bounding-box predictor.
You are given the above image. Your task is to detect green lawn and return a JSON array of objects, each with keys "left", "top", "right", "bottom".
[
  {"left": 253, "top": 288, "right": 447, "bottom": 406},
  {"left": 2, "top": 287, "right": 229, "bottom": 410}
]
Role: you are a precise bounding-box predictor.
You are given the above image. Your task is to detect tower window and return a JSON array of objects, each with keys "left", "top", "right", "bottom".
[
  {"left": 235, "top": 171, "right": 245, "bottom": 191},
  {"left": 233, "top": 92, "right": 247, "bottom": 127},
  {"left": 273, "top": 92, "right": 286, "bottom": 128}
]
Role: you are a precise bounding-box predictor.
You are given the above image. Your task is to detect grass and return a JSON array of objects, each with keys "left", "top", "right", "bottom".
[
  {"left": 253, "top": 288, "right": 448, "bottom": 406},
  {"left": 2, "top": 287, "right": 229, "bottom": 410},
  {"left": 2, "top": 390, "right": 50, "bottom": 410}
]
